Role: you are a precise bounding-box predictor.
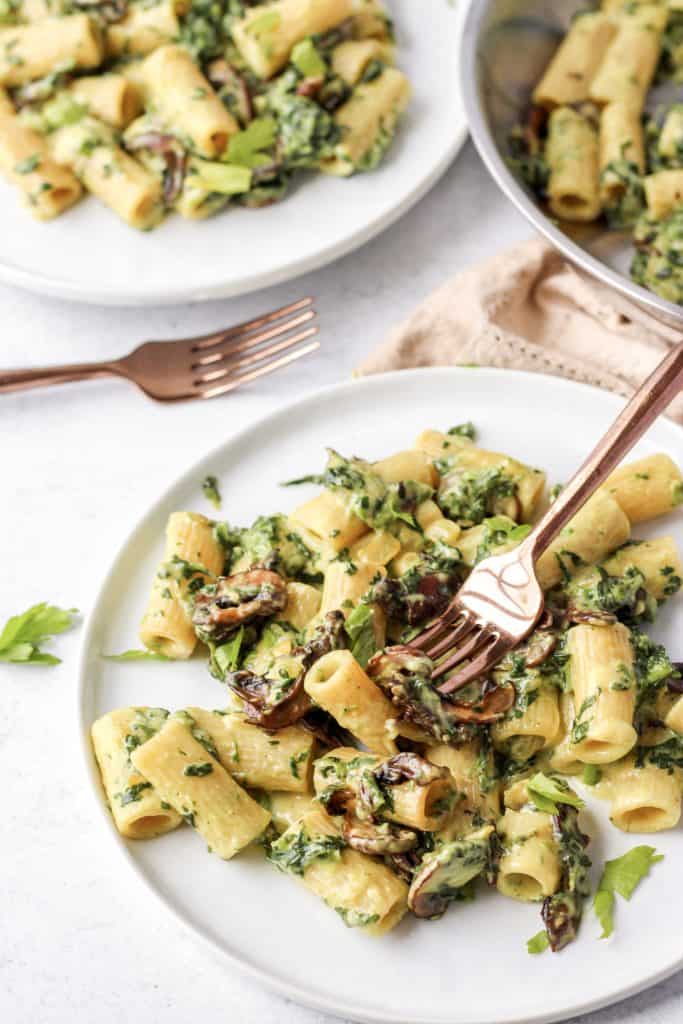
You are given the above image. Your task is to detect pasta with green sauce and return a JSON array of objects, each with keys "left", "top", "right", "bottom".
[
  {"left": 508, "top": 0, "right": 683, "bottom": 305},
  {"left": 0, "top": 0, "right": 409, "bottom": 226},
  {"left": 92, "top": 423, "right": 683, "bottom": 951}
]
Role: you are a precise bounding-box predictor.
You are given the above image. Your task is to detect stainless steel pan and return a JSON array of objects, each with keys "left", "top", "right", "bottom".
[{"left": 460, "top": 0, "right": 683, "bottom": 327}]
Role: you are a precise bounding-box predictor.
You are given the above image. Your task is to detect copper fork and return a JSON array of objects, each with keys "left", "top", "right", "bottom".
[
  {"left": 410, "top": 342, "right": 683, "bottom": 695},
  {"left": 0, "top": 297, "right": 319, "bottom": 401}
]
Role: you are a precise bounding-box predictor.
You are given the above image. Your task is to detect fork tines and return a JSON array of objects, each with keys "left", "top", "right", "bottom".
[
  {"left": 192, "top": 297, "right": 319, "bottom": 399},
  {"left": 409, "top": 604, "right": 506, "bottom": 696}
]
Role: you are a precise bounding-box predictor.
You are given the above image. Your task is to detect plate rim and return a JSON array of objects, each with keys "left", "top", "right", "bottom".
[
  {"left": 76, "top": 366, "right": 683, "bottom": 1024},
  {"left": 0, "top": 2, "right": 469, "bottom": 308}
]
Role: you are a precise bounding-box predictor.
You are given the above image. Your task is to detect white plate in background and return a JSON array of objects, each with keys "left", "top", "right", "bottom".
[
  {"left": 78, "top": 368, "right": 683, "bottom": 1023},
  {"left": 0, "top": 1, "right": 469, "bottom": 306}
]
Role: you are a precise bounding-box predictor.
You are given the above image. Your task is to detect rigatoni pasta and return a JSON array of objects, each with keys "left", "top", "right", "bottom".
[
  {"left": 0, "top": 0, "right": 409, "bottom": 228},
  {"left": 90, "top": 427, "right": 683, "bottom": 949},
  {"left": 510, "top": 1, "right": 683, "bottom": 304}
]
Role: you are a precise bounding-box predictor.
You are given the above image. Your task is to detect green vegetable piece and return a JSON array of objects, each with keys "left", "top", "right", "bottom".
[
  {"left": 291, "top": 38, "right": 326, "bottom": 79},
  {"left": 344, "top": 603, "right": 378, "bottom": 668},
  {"left": 192, "top": 161, "right": 252, "bottom": 195},
  {"left": 227, "top": 116, "right": 277, "bottom": 168},
  {"left": 211, "top": 626, "right": 245, "bottom": 680},
  {"left": 202, "top": 474, "right": 221, "bottom": 509},
  {"left": 593, "top": 845, "right": 664, "bottom": 938},
  {"left": 103, "top": 649, "right": 171, "bottom": 662},
  {"left": 526, "top": 930, "right": 550, "bottom": 955},
  {"left": 526, "top": 773, "right": 585, "bottom": 815},
  {"left": 0, "top": 602, "right": 77, "bottom": 666}
]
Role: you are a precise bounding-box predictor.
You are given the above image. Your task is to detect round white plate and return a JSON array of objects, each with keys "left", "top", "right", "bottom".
[
  {"left": 79, "top": 368, "right": 683, "bottom": 1024},
  {"left": 0, "top": 2, "right": 468, "bottom": 306}
]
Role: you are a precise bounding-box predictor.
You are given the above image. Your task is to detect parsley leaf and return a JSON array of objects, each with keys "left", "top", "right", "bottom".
[
  {"left": 594, "top": 846, "right": 664, "bottom": 938},
  {"left": 103, "top": 649, "right": 170, "bottom": 662},
  {"left": 526, "top": 930, "right": 550, "bottom": 955},
  {"left": 0, "top": 602, "right": 77, "bottom": 665},
  {"left": 344, "top": 603, "right": 378, "bottom": 668},
  {"left": 202, "top": 474, "right": 222, "bottom": 509},
  {"left": 211, "top": 625, "right": 245, "bottom": 679},
  {"left": 526, "top": 773, "right": 585, "bottom": 814}
]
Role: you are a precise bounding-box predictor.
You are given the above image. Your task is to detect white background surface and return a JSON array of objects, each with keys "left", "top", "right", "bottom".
[{"left": 3, "top": 142, "right": 683, "bottom": 1024}]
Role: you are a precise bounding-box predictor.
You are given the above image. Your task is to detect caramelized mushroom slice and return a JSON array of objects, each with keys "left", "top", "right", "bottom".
[
  {"left": 124, "top": 131, "right": 187, "bottom": 203},
  {"left": 368, "top": 645, "right": 512, "bottom": 737},
  {"left": 342, "top": 818, "right": 418, "bottom": 856},
  {"left": 408, "top": 829, "right": 492, "bottom": 919},
  {"left": 294, "top": 610, "right": 347, "bottom": 669},
  {"left": 522, "top": 630, "right": 557, "bottom": 669},
  {"left": 374, "top": 752, "right": 448, "bottom": 788},
  {"left": 192, "top": 569, "right": 287, "bottom": 643},
  {"left": 206, "top": 59, "right": 253, "bottom": 124},
  {"left": 447, "top": 680, "right": 515, "bottom": 724},
  {"left": 228, "top": 667, "right": 311, "bottom": 729},
  {"left": 566, "top": 607, "right": 617, "bottom": 627}
]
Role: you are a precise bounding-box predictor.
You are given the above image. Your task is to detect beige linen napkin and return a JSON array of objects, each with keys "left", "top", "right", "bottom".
[{"left": 355, "top": 238, "right": 683, "bottom": 424}]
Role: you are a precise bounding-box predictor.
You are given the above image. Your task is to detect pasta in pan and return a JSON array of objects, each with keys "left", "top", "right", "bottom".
[
  {"left": 0, "top": 0, "right": 409, "bottom": 227},
  {"left": 509, "top": 0, "right": 683, "bottom": 305},
  {"left": 91, "top": 423, "right": 683, "bottom": 952}
]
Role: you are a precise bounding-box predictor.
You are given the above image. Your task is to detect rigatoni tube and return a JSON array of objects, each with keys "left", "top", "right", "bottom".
[
  {"left": 91, "top": 707, "right": 182, "bottom": 839},
  {"left": 532, "top": 12, "right": 616, "bottom": 109},
  {"left": 304, "top": 650, "right": 397, "bottom": 755},
  {"left": 0, "top": 91, "right": 81, "bottom": 219},
  {"left": 545, "top": 106, "right": 601, "bottom": 222},
  {"left": 567, "top": 621, "right": 637, "bottom": 764},
  {"left": 130, "top": 715, "right": 271, "bottom": 859}
]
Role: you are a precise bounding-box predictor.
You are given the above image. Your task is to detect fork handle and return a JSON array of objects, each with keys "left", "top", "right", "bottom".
[
  {"left": 0, "top": 360, "right": 123, "bottom": 394},
  {"left": 522, "top": 341, "right": 683, "bottom": 562}
]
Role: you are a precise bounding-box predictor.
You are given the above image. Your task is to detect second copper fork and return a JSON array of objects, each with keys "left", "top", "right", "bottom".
[{"left": 0, "top": 297, "right": 319, "bottom": 401}]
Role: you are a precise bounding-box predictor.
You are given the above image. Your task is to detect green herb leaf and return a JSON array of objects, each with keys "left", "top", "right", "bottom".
[
  {"left": 526, "top": 930, "right": 550, "bottom": 955},
  {"left": 344, "top": 603, "right": 378, "bottom": 669},
  {"left": 227, "top": 116, "right": 277, "bottom": 167},
  {"left": 526, "top": 773, "right": 585, "bottom": 815},
  {"left": 103, "top": 649, "right": 171, "bottom": 662},
  {"left": 0, "top": 602, "right": 77, "bottom": 666},
  {"left": 594, "top": 846, "right": 664, "bottom": 938},
  {"left": 593, "top": 888, "right": 615, "bottom": 939},
  {"left": 447, "top": 421, "right": 476, "bottom": 441},
  {"left": 202, "top": 474, "right": 222, "bottom": 509},
  {"left": 291, "top": 38, "right": 326, "bottom": 79},
  {"left": 211, "top": 626, "right": 245, "bottom": 679}
]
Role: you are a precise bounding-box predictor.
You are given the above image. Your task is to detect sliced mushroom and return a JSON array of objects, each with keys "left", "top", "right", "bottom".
[
  {"left": 227, "top": 667, "right": 311, "bottom": 730},
  {"left": 342, "top": 818, "right": 417, "bottom": 856},
  {"left": 522, "top": 630, "right": 557, "bottom": 669},
  {"left": 192, "top": 569, "right": 287, "bottom": 643},
  {"left": 124, "top": 131, "right": 187, "bottom": 203},
  {"left": 374, "top": 752, "right": 448, "bottom": 788},
  {"left": 206, "top": 59, "right": 253, "bottom": 124},
  {"left": 294, "top": 610, "right": 347, "bottom": 669},
  {"left": 566, "top": 606, "right": 616, "bottom": 627},
  {"left": 408, "top": 829, "right": 491, "bottom": 919},
  {"left": 368, "top": 645, "right": 513, "bottom": 738},
  {"left": 446, "top": 679, "right": 515, "bottom": 724},
  {"left": 373, "top": 570, "right": 458, "bottom": 626}
]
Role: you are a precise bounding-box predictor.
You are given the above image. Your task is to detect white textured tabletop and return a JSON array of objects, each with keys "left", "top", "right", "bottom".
[{"left": 3, "top": 142, "right": 683, "bottom": 1024}]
